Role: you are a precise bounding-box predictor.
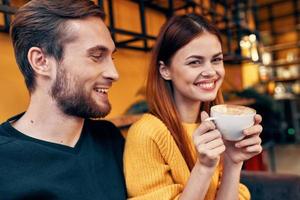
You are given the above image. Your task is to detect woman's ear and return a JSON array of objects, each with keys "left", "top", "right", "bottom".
[
  {"left": 159, "top": 61, "right": 172, "bottom": 80},
  {"left": 27, "top": 47, "right": 51, "bottom": 77}
]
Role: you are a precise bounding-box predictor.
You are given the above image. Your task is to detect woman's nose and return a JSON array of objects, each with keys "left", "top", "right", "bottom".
[{"left": 200, "top": 68, "right": 216, "bottom": 77}]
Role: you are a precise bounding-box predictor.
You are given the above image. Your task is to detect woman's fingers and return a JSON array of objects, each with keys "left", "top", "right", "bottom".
[
  {"left": 193, "top": 129, "right": 222, "bottom": 145},
  {"left": 197, "top": 143, "right": 225, "bottom": 160},
  {"left": 235, "top": 134, "right": 263, "bottom": 154},
  {"left": 200, "top": 111, "right": 210, "bottom": 122},
  {"left": 254, "top": 114, "right": 262, "bottom": 125},
  {"left": 204, "top": 145, "right": 226, "bottom": 159},
  {"left": 243, "top": 124, "right": 263, "bottom": 136},
  {"left": 200, "top": 120, "right": 216, "bottom": 132},
  {"left": 194, "top": 130, "right": 225, "bottom": 159},
  {"left": 203, "top": 138, "right": 225, "bottom": 150},
  {"left": 193, "top": 111, "right": 226, "bottom": 167},
  {"left": 245, "top": 145, "right": 263, "bottom": 153},
  {"left": 237, "top": 114, "right": 263, "bottom": 154},
  {"left": 196, "top": 136, "right": 224, "bottom": 151},
  {"left": 194, "top": 111, "right": 216, "bottom": 137},
  {"left": 235, "top": 135, "right": 261, "bottom": 148},
  {"left": 195, "top": 112, "right": 216, "bottom": 135}
]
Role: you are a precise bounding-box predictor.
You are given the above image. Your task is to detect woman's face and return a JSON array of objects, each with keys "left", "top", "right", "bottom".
[{"left": 160, "top": 32, "right": 225, "bottom": 108}]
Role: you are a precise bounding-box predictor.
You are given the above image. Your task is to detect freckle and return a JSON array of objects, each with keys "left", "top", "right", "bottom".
[{"left": 30, "top": 120, "right": 34, "bottom": 124}]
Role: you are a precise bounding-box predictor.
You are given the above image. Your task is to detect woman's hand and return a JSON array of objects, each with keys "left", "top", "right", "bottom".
[
  {"left": 193, "top": 111, "right": 226, "bottom": 169},
  {"left": 224, "top": 114, "right": 263, "bottom": 164}
]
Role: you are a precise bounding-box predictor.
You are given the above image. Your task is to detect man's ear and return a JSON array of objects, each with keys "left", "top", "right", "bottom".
[
  {"left": 159, "top": 61, "right": 172, "bottom": 80},
  {"left": 27, "top": 47, "right": 51, "bottom": 77}
]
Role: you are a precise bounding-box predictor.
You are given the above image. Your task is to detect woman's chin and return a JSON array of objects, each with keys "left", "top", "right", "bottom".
[{"left": 198, "top": 93, "right": 218, "bottom": 102}]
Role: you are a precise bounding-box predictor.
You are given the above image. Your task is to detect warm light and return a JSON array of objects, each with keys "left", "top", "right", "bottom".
[
  {"left": 240, "top": 40, "right": 245, "bottom": 47},
  {"left": 286, "top": 52, "right": 296, "bottom": 62},
  {"left": 274, "top": 83, "right": 286, "bottom": 96},
  {"left": 251, "top": 48, "right": 259, "bottom": 61},
  {"left": 259, "top": 66, "right": 267, "bottom": 75},
  {"left": 262, "top": 52, "right": 272, "bottom": 65},
  {"left": 240, "top": 40, "right": 251, "bottom": 48},
  {"left": 249, "top": 34, "right": 257, "bottom": 42}
]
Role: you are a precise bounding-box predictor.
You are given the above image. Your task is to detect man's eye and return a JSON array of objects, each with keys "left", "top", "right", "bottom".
[{"left": 91, "top": 55, "right": 103, "bottom": 61}]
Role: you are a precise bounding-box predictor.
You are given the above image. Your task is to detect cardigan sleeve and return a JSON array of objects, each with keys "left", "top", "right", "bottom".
[
  {"left": 124, "top": 121, "right": 183, "bottom": 200},
  {"left": 238, "top": 183, "right": 251, "bottom": 200}
]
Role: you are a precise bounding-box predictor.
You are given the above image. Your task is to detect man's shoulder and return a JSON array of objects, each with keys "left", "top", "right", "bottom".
[
  {"left": 85, "top": 119, "right": 123, "bottom": 140},
  {"left": 86, "top": 119, "right": 118, "bottom": 131},
  {"left": 0, "top": 113, "right": 24, "bottom": 143},
  {"left": 0, "top": 122, "right": 16, "bottom": 146}
]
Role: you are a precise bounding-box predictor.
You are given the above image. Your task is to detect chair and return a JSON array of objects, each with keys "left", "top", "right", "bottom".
[{"left": 241, "top": 171, "right": 300, "bottom": 200}]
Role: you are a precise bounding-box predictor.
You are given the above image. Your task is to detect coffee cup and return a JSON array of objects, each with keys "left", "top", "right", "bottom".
[{"left": 206, "top": 104, "right": 256, "bottom": 141}]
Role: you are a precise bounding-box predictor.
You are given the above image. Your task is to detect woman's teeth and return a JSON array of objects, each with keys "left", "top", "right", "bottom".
[{"left": 197, "top": 82, "right": 214, "bottom": 89}]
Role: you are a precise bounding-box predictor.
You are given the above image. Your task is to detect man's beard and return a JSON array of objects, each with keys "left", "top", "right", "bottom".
[{"left": 50, "top": 67, "right": 111, "bottom": 119}]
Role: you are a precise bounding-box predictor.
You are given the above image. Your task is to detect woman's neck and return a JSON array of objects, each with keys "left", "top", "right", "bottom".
[{"left": 175, "top": 100, "right": 201, "bottom": 123}]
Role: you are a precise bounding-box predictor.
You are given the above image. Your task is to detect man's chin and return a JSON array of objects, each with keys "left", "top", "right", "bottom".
[
  {"left": 61, "top": 103, "right": 111, "bottom": 119},
  {"left": 91, "top": 103, "right": 111, "bottom": 118}
]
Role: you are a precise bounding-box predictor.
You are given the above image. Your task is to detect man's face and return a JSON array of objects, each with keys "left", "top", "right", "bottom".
[{"left": 51, "top": 17, "right": 119, "bottom": 118}]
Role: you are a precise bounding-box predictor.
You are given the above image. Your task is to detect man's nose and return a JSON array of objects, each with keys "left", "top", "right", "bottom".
[{"left": 103, "top": 60, "right": 119, "bottom": 81}]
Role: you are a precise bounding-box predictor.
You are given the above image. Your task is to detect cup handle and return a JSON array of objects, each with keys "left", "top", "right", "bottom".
[{"left": 204, "top": 117, "right": 216, "bottom": 122}]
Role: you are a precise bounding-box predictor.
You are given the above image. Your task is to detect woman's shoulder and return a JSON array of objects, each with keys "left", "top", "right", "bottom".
[{"left": 127, "top": 113, "right": 170, "bottom": 141}]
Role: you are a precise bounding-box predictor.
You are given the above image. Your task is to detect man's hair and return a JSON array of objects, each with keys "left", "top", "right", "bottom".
[{"left": 10, "top": 0, "right": 105, "bottom": 92}]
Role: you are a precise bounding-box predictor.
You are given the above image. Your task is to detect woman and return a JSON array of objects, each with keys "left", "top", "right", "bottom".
[{"left": 124, "top": 14, "right": 262, "bottom": 200}]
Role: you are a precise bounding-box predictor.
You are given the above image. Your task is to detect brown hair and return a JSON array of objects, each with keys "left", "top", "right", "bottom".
[
  {"left": 10, "top": 0, "right": 105, "bottom": 92},
  {"left": 147, "top": 14, "right": 224, "bottom": 171}
]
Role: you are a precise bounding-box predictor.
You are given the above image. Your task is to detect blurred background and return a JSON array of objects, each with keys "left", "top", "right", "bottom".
[{"left": 1, "top": 0, "right": 300, "bottom": 185}]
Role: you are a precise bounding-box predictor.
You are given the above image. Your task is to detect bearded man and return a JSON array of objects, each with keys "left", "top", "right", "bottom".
[{"left": 0, "top": 0, "right": 126, "bottom": 199}]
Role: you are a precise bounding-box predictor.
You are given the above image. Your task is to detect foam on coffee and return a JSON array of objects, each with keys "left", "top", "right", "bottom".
[{"left": 211, "top": 104, "right": 255, "bottom": 115}]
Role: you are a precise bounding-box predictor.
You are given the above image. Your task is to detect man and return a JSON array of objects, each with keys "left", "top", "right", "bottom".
[{"left": 0, "top": 0, "right": 126, "bottom": 199}]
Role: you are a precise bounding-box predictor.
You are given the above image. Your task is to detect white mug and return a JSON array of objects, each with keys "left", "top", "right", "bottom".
[{"left": 206, "top": 104, "right": 256, "bottom": 141}]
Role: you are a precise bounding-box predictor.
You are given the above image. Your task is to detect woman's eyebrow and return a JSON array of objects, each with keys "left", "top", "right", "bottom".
[
  {"left": 212, "top": 52, "right": 223, "bottom": 58},
  {"left": 186, "top": 55, "right": 204, "bottom": 60}
]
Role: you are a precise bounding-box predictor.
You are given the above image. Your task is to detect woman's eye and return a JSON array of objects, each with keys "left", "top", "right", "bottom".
[
  {"left": 188, "top": 60, "right": 203, "bottom": 65},
  {"left": 212, "top": 57, "right": 223, "bottom": 63}
]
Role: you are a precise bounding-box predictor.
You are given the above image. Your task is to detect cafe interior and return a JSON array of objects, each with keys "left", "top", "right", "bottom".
[{"left": 0, "top": 0, "right": 300, "bottom": 199}]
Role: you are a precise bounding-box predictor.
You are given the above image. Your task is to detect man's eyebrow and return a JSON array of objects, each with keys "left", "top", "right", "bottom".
[{"left": 87, "top": 45, "right": 116, "bottom": 54}]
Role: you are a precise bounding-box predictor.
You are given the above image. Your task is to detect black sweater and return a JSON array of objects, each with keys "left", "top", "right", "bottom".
[{"left": 0, "top": 114, "right": 126, "bottom": 200}]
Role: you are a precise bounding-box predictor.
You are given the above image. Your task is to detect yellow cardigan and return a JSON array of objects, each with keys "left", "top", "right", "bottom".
[{"left": 124, "top": 113, "right": 250, "bottom": 200}]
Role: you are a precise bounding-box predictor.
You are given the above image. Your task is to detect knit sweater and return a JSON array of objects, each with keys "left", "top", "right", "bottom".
[
  {"left": 0, "top": 114, "right": 126, "bottom": 200},
  {"left": 124, "top": 113, "right": 250, "bottom": 200}
]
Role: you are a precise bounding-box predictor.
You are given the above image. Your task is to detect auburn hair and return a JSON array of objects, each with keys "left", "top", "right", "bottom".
[{"left": 146, "top": 14, "right": 224, "bottom": 171}]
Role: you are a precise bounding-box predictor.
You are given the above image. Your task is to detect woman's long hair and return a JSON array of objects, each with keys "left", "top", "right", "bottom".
[{"left": 146, "top": 14, "right": 224, "bottom": 171}]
